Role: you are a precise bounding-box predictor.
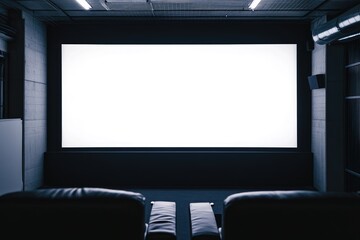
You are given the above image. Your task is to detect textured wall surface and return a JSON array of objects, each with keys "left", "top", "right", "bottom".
[
  {"left": 23, "top": 12, "right": 46, "bottom": 190},
  {"left": 311, "top": 42, "right": 326, "bottom": 191}
]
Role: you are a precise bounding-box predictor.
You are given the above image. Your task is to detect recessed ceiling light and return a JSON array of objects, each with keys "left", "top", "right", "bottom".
[
  {"left": 249, "top": 0, "right": 262, "bottom": 11},
  {"left": 75, "top": 0, "right": 92, "bottom": 10}
]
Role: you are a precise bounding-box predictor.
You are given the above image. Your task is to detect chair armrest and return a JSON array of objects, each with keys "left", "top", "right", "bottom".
[
  {"left": 146, "top": 201, "right": 176, "bottom": 240},
  {"left": 189, "top": 202, "right": 221, "bottom": 240}
]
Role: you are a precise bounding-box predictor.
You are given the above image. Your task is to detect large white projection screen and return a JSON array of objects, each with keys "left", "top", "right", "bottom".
[{"left": 62, "top": 44, "right": 297, "bottom": 148}]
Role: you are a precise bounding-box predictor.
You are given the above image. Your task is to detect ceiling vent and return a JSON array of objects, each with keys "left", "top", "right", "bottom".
[{"left": 312, "top": 4, "right": 360, "bottom": 45}]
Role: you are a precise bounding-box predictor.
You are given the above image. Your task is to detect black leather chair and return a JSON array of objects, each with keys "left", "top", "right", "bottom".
[
  {"left": 147, "top": 201, "right": 177, "bottom": 240},
  {"left": 190, "top": 190, "right": 360, "bottom": 240},
  {"left": 0, "top": 187, "right": 176, "bottom": 240}
]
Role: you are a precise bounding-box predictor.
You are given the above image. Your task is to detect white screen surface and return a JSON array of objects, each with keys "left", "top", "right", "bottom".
[{"left": 62, "top": 44, "right": 297, "bottom": 148}]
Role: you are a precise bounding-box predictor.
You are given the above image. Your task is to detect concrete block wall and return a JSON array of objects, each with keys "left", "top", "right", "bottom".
[
  {"left": 311, "top": 17, "right": 345, "bottom": 191},
  {"left": 23, "top": 12, "right": 46, "bottom": 190},
  {"left": 311, "top": 42, "right": 326, "bottom": 191}
]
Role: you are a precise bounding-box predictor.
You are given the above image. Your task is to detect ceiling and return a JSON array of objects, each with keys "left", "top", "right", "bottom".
[{"left": 1, "top": 0, "right": 359, "bottom": 22}]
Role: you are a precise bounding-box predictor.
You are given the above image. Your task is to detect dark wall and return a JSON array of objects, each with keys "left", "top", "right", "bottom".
[
  {"left": 7, "top": 10, "right": 24, "bottom": 119},
  {"left": 45, "top": 151, "right": 312, "bottom": 188},
  {"left": 46, "top": 20, "right": 313, "bottom": 188},
  {"left": 345, "top": 38, "right": 360, "bottom": 191},
  {"left": 6, "top": 10, "right": 47, "bottom": 190}
]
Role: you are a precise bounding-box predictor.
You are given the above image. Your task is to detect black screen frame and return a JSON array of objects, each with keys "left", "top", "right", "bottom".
[{"left": 47, "top": 20, "right": 312, "bottom": 153}]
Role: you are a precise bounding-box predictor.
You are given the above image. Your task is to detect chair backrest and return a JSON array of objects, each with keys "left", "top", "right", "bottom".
[
  {"left": 222, "top": 190, "right": 360, "bottom": 240},
  {"left": 0, "top": 187, "right": 146, "bottom": 240}
]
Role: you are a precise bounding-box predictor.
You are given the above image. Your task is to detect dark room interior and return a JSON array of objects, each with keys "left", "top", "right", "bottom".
[{"left": 1, "top": 0, "right": 360, "bottom": 239}]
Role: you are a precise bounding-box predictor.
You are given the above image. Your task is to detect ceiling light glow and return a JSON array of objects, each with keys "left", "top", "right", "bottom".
[
  {"left": 338, "top": 32, "right": 360, "bottom": 41},
  {"left": 339, "top": 14, "right": 360, "bottom": 28},
  {"left": 76, "top": 0, "right": 92, "bottom": 10},
  {"left": 328, "top": 26, "right": 339, "bottom": 34},
  {"left": 249, "top": 0, "right": 262, "bottom": 11},
  {"left": 312, "top": 35, "right": 319, "bottom": 42}
]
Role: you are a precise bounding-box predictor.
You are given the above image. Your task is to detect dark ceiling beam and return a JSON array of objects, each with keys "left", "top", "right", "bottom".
[
  {"left": 0, "top": 0, "right": 28, "bottom": 11},
  {"left": 302, "top": 0, "right": 329, "bottom": 18},
  {"left": 0, "top": 0, "right": 72, "bottom": 23},
  {"left": 44, "top": 0, "right": 73, "bottom": 21}
]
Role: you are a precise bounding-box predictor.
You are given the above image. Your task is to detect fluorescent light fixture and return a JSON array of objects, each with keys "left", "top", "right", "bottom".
[
  {"left": 100, "top": 0, "right": 147, "bottom": 10},
  {"left": 312, "top": 35, "right": 319, "bottom": 42},
  {"left": 328, "top": 26, "right": 339, "bottom": 34},
  {"left": 249, "top": 0, "right": 261, "bottom": 11},
  {"left": 338, "top": 32, "right": 360, "bottom": 41},
  {"left": 312, "top": 4, "right": 360, "bottom": 44},
  {"left": 75, "top": 0, "right": 92, "bottom": 10},
  {"left": 339, "top": 14, "right": 360, "bottom": 28},
  {"left": 315, "top": 26, "right": 339, "bottom": 40},
  {"left": 317, "top": 32, "right": 327, "bottom": 39}
]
